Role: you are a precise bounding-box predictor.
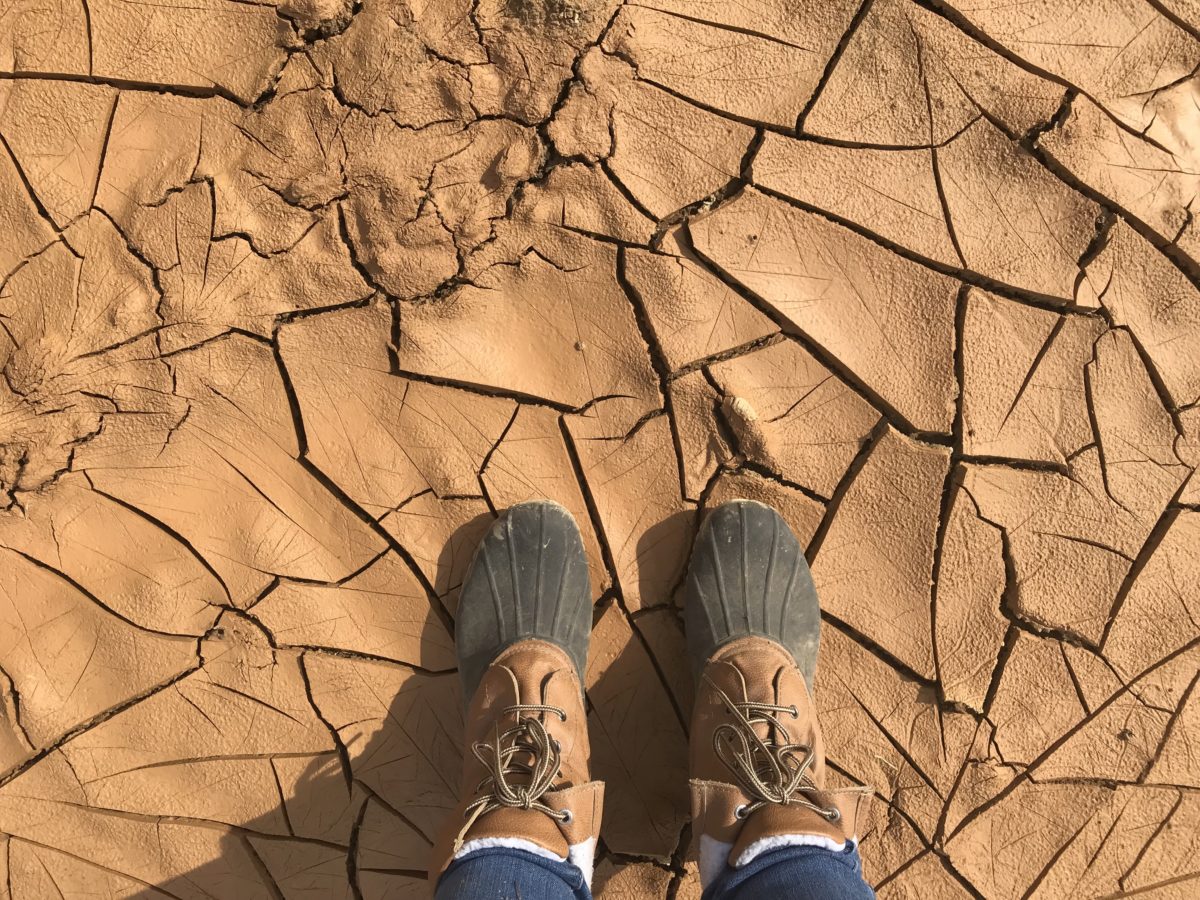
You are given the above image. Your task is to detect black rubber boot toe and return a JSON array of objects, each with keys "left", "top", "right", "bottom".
[
  {"left": 456, "top": 500, "right": 592, "bottom": 704},
  {"left": 685, "top": 499, "right": 821, "bottom": 690}
]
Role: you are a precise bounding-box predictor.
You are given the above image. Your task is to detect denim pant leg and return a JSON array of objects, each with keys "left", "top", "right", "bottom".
[
  {"left": 435, "top": 847, "right": 592, "bottom": 900},
  {"left": 703, "top": 845, "right": 876, "bottom": 900}
]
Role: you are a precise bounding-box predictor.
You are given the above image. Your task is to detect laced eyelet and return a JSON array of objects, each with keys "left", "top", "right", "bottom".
[
  {"left": 552, "top": 738, "right": 561, "bottom": 752},
  {"left": 734, "top": 804, "right": 749, "bottom": 820},
  {"left": 560, "top": 809, "right": 573, "bottom": 824},
  {"left": 826, "top": 807, "right": 841, "bottom": 822},
  {"left": 789, "top": 706, "right": 799, "bottom": 718}
]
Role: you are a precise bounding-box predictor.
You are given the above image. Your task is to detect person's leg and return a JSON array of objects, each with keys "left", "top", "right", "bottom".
[
  {"left": 428, "top": 502, "right": 604, "bottom": 897},
  {"left": 435, "top": 846, "right": 591, "bottom": 900},
  {"left": 684, "top": 500, "right": 876, "bottom": 899},
  {"left": 702, "top": 844, "right": 874, "bottom": 900}
]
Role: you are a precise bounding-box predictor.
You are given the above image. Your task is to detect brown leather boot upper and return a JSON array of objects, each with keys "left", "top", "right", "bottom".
[
  {"left": 429, "top": 639, "right": 603, "bottom": 880},
  {"left": 690, "top": 636, "right": 871, "bottom": 865}
]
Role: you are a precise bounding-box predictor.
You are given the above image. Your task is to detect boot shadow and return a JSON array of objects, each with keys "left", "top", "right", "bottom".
[
  {"left": 100, "top": 612, "right": 465, "bottom": 899},
  {"left": 104, "top": 508, "right": 696, "bottom": 897}
]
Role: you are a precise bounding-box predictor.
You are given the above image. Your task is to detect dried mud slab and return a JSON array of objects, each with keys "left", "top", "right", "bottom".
[
  {"left": 668, "top": 370, "right": 733, "bottom": 501},
  {"left": 858, "top": 803, "right": 927, "bottom": 888},
  {"left": 0, "top": 0, "right": 90, "bottom": 76},
  {"left": 1087, "top": 328, "right": 1190, "bottom": 519},
  {"left": 586, "top": 601, "right": 689, "bottom": 858},
  {"left": 0, "top": 473, "right": 225, "bottom": 635},
  {"left": 812, "top": 427, "right": 951, "bottom": 679},
  {"left": 625, "top": 232, "right": 776, "bottom": 372},
  {"left": 1038, "top": 96, "right": 1200, "bottom": 269},
  {"left": 1119, "top": 790, "right": 1200, "bottom": 895},
  {"left": 708, "top": 338, "right": 881, "bottom": 497},
  {"left": 988, "top": 631, "right": 1092, "bottom": 766},
  {"left": 691, "top": 187, "right": 958, "bottom": 433},
  {"left": 340, "top": 115, "right": 542, "bottom": 297},
  {"left": 754, "top": 120, "right": 1103, "bottom": 303},
  {"left": 593, "top": 858, "right": 673, "bottom": 899},
  {"left": 0, "top": 136, "right": 57, "bottom": 280},
  {"left": 42, "top": 615, "right": 334, "bottom": 831},
  {"left": 380, "top": 492, "right": 494, "bottom": 618},
  {"left": 1080, "top": 221, "right": 1200, "bottom": 409},
  {"left": 1, "top": 0, "right": 286, "bottom": 102},
  {"left": 602, "top": 2, "right": 861, "bottom": 130},
  {"left": 946, "top": 779, "right": 1112, "bottom": 899},
  {"left": 1104, "top": 510, "right": 1200, "bottom": 681},
  {"left": 0, "top": 209, "right": 167, "bottom": 495},
  {"left": 522, "top": 162, "right": 658, "bottom": 244},
  {"left": 93, "top": 2, "right": 288, "bottom": 103},
  {"left": 92, "top": 93, "right": 226, "bottom": 217},
  {"left": 804, "top": 0, "right": 1064, "bottom": 145},
  {"left": 961, "top": 290, "right": 1101, "bottom": 464},
  {"left": 307, "top": 0, "right": 477, "bottom": 125},
  {"left": 471, "top": 0, "right": 622, "bottom": 124},
  {"left": 817, "top": 624, "right": 990, "bottom": 842},
  {"left": 566, "top": 399, "right": 694, "bottom": 610},
  {"left": 1024, "top": 786, "right": 1188, "bottom": 899},
  {"left": 551, "top": 49, "right": 754, "bottom": 218},
  {"left": 0, "top": 80, "right": 117, "bottom": 228},
  {"left": 304, "top": 651, "right": 462, "bottom": 841},
  {"left": 0, "top": 543, "right": 197, "bottom": 754},
  {"left": 400, "top": 237, "right": 659, "bottom": 409},
  {"left": 2, "top": 0, "right": 1199, "bottom": 895},
  {"left": 129, "top": 182, "right": 369, "bottom": 353},
  {"left": 253, "top": 551, "right": 455, "bottom": 670},
  {"left": 946, "top": 0, "right": 1200, "bottom": 135},
  {"left": 280, "top": 302, "right": 516, "bottom": 516},
  {"left": 933, "top": 485, "right": 1008, "bottom": 713},
  {"left": 962, "top": 442, "right": 1172, "bottom": 645},
  {"left": 75, "top": 336, "right": 385, "bottom": 604},
  {"left": 482, "top": 403, "right": 609, "bottom": 596}
]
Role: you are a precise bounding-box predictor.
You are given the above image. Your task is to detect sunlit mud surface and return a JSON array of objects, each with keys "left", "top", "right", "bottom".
[{"left": 1, "top": 0, "right": 1199, "bottom": 896}]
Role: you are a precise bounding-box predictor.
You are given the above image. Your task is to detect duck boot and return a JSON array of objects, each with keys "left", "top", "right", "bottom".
[
  {"left": 685, "top": 500, "right": 872, "bottom": 887},
  {"left": 429, "top": 501, "right": 604, "bottom": 888}
]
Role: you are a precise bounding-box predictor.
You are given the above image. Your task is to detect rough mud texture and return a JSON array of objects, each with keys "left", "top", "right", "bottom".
[{"left": 0, "top": 0, "right": 1199, "bottom": 897}]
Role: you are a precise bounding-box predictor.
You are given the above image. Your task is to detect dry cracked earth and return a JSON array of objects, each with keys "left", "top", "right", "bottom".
[{"left": 1, "top": 0, "right": 1199, "bottom": 897}]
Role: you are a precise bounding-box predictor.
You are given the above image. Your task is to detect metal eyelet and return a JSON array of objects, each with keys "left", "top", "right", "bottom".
[
  {"left": 734, "top": 804, "right": 749, "bottom": 820},
  {"left": 826, "top": 807, "right": 842, "bottom": 823},
  {"left": 560, "top": 809, "right": 574, "bottom": 824},
  {"left": 789, "top": 706, "right": 799, "bottom": 718}
]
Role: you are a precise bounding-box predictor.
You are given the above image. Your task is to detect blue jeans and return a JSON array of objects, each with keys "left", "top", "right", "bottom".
[{"left": 435, "top": 844, "right": 874, "bottom": 899}]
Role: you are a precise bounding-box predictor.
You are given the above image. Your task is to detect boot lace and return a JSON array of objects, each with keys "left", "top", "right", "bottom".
[
  {"left": 709, "top": 680, "right": 840, "bottom": 823},
  {"left": 453, "top": 703, "right": 570, "bottom": 852}
]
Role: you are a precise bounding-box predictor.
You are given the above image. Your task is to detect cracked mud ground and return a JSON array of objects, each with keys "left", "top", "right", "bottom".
[{"left": 1, "top": 0, "right": 1200, "bottom": 897}]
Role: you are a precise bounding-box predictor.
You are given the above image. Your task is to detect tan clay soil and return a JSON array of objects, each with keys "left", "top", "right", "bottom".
[{"left": 1, "top": 0, "right": 1199, "bottom": 897}]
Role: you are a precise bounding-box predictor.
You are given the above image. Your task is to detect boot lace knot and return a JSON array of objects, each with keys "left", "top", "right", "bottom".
[
  {"left": 453, "top": 703, "right": 570, "bottom": 852},
  {"left": 710, "top": 682, "right": 839, "bottom": 823}
]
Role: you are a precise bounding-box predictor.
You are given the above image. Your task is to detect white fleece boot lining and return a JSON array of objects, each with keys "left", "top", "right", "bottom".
[
  {"left": 567, "top": 836, "right": 597, "bottom": 886},
  {"left": 698, "top": 833, "right": 853, "bottom": 888},
  {"left": 454, "top": 836, "right": 597, "bottom": 887},
  {"left": 698, "top": 835, "right": 735, "bottom": 888},
  {"left": 736, "top": 834, "right": 848, "bottom": 867}
]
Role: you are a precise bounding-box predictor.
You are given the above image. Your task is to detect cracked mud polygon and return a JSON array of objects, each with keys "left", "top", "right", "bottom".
[{"left": 1, "top": 0, "right": 1199, "bottom": 897}]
